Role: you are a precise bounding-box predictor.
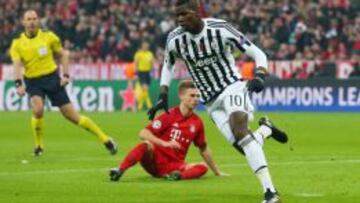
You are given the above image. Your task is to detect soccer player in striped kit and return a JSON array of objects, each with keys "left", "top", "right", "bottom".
[{"left": 148, "top": 1, "right": 289, "bottom": 202}]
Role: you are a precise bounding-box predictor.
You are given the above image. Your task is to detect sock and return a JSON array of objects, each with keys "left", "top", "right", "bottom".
[
  {"left": 238, "top": 134, "right": 276, "bottom": 193},
  {"left": 144, "top": 90, "right": 153, "bottom": 109},
  {"left": 78, "top": 115, "right": 109, "bottom": 143},
  {"left": 120, "top": 143, "right": 148, "bottom": 171},
  {"left": 137, "top": 90, "right": 145, "bottom": 110},
  {"left": 31, "top": 117, "right": 44, "bottom": 148},
  {"left": 180, "top": 164, "right": 208, "bottom": 180},
  {"left": 253, "top": 125, "right": 272, "bottom": 147}
]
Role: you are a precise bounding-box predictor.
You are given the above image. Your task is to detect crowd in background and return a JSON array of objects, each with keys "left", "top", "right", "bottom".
[{"left": 0, "top": 0, "right": 359, "bottom": 66}]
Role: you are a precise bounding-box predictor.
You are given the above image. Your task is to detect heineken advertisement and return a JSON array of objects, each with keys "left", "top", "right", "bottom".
[
  {"left": 0, "top": 79, "right": 359, "bottom": 112},
  {"left": 0, "top": 80, "right": 181, "bottom": 112}
]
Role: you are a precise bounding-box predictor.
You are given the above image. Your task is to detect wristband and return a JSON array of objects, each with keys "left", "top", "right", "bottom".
[{"left": 63, "top": 73, "right": 70, "bottom": 78}]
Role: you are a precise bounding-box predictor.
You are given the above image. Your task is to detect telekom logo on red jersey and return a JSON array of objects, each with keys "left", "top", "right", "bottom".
[{"left": 170, "top": 129, "right": 190, "bottom": 143}]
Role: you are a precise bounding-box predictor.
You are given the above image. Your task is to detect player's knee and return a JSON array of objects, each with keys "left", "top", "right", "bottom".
[
  {"left": 140, "top": 141, "right": 154, "bottom": 151},
  {"left": 229, "top": 111, "right": 250, "bottom": 140},
  {"left": 196, "top": 163, "right": 208, "bottom": 176},
  {"left": 62, "top": 112, "right": 76, "bottom": 123},
  {"left": 198, "top": 163, "right": 208, "bottom": 172},
  {"left": 31, "top": 103, "right": 44, "bottom": 118},
  {"left": 60, "top": 105, "right": 80, "bottom": 124}
]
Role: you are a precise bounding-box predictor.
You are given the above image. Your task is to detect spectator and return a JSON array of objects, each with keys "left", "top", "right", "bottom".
[{"left": 0, "top": 0, "right": 358, "bottom": 64}]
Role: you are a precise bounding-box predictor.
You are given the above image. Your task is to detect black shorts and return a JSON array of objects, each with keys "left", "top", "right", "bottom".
[
  {"left": 24, "top": 71, "right": 70, "bottom": 107},
  {"left": 137, "top": 71, "right": 151, "bottom": 86}
]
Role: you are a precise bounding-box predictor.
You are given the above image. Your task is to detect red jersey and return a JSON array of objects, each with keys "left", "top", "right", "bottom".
[{"left": 146, "top": 107, "right": 207, "bottom": 162}]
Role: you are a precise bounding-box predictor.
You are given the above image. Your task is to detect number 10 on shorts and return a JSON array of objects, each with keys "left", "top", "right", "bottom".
[{"left": 229, "top": 94, "right": 249, "bottom": 111}]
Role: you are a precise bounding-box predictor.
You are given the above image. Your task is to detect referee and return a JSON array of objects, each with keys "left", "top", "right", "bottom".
[{"left": 10, "top": 10, "right": 117, "bottom": 156}]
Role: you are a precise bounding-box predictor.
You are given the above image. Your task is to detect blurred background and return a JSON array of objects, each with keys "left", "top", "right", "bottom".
[{"left": 0, "top": 0, "right": 359, "bottom": 112}]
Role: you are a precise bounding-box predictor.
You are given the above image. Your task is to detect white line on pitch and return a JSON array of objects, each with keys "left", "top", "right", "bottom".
[
  {"left": 293, "top": 193, "right": 325, "bottom": 197},
  {"left": 220, "top": 159, "right": 360, "bottom": 168},
  {"left": 0, "top": 159, "right": 359, "bottom": 176}
]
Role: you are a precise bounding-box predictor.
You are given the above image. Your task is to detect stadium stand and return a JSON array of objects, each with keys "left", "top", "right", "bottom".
[{"left": 0, "top": 0, "right": 359, "bottom": 77}]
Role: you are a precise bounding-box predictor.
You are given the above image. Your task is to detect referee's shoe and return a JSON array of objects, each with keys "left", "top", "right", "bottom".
[{"left": 104, "top": 138, "right": 118, "bottom": 155}]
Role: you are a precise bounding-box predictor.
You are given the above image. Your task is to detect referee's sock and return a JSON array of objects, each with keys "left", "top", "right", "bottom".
[
  {"left": 31, "top": 117, "right": 44, "bottom": 149},
  {"left": 78, "top": 115, "right": 109, "bottom": 143},
  {"left": 144, "top": 90, "right": 153, "bottom": 109}
]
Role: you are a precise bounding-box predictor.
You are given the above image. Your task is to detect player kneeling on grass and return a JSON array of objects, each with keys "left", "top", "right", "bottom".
[{"left": 110, "top": 80, "right": 227, "bottom": 181}]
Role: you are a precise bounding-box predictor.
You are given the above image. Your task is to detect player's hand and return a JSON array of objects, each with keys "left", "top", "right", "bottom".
[
  {"left": 247, "top": 68, "right": 267, "bottom": 93},
  {"left": 162, "top": 140, "right": 181, "bottom": 149},
  {"left": 215, "top": 171, "right": 231, "bottom": 177},
  {"left": 16, "top": 86, "right": 26, "bottom": 97},
  {"left": 15, "top": 79, "right": 26, "bottom": 97},
  {"left": 147, "top": 92, "right": 169, "bottom": 120},
  {"left": 60, "top": 74, "right": 70, "bottom": 86}
]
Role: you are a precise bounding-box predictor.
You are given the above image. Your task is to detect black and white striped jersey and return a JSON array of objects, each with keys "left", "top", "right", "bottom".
[{"left": 160, "top": 18, "right": 268, "bottom": 104}]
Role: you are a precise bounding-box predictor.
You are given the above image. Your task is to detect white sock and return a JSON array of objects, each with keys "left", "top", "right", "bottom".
[
  {"left": 253, "top": 125, "right": 272, "bottom": 147},
  {"left": 239, "top": 134, "right": 276, "bottom": 193},
  {"left": 256, "top": 166, "right": 276, "bottom": 193}
]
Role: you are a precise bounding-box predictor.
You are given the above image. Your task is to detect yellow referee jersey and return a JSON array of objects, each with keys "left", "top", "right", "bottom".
[
  {"left": 10, "top": 29, "right": 62, "bottom": 78},
  {"left": 134, "top": 50, "right": 154, "bottom": 72}
]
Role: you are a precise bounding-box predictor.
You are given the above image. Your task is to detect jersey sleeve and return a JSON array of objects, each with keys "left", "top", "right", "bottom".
[
  {"left": 9, "top": 40, "right": 21, "bottom": 62},
  {"left": 145, "top": 112, "right": 172, "bottom": 137},
  {"left": 49, "top": 31, "right": 63, "bottom": 53},
  {"left": 160, "top": 36, "right": 177, "bottom": 87},
  {"left": 222, "top": 23, "right": 268, "bottom": 68},
  {"left": 193, "top": 119, "right": 207, "bottom": 148}
]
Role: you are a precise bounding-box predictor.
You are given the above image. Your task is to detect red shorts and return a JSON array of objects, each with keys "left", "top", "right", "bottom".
[{"left": 140, "top": 146, "right": 186, "bottom": 177}]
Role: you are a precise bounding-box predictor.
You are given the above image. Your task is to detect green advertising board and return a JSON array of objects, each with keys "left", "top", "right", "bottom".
[{"left": 0, "top": 80, "right": 181, "bottom": 111}]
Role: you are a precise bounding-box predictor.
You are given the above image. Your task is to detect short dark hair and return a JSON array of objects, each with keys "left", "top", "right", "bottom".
[
  {"left": 175, "top": 0, "right": 200, "bottom": 8},
  {"left": 178, "top": 80, "right": 196, "bottom": 94}
]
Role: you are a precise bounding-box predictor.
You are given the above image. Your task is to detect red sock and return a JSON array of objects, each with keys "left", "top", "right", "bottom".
[
  {"left": 120, "top": 143, "right": 148, "bottom": 171},
  {"left": 180, "top": 164, "right": 208, "bottom": 180}
]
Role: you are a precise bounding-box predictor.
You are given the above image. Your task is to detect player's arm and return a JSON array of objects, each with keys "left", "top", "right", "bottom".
[
  {"left": 198, "top": 145, "right": 226, "bottom": 176},
  {"left": 56, "top": 48, "right": 70, "bottom": 86},
  {"left": 57, "top": 48, "right": 70, "bottom": 77},
  {"left": 223, "top": 23, "right": 268, "bottom": 93},
  {"left": 49, "top": 31, "right": 70, "bottom": 86},
  {"left": 194, "top": 120, "right": 228, "bottom": 176},
  {"left": 147, "top": 37, "right": 177, "bottom": 120},
  {"left": 142, "top": 112, "right": 180, "bottom": 149},
  {"left": 10, "top": 40, "right": 26, "bottom": 96},
  {"left": 13, "top": 59, "right": 26, "bottom": 96},
  {"left": 139, "top": 129, "right": 180, "bottom": 149}
]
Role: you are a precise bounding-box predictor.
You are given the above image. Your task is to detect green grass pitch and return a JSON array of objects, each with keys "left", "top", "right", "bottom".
[{"left": 0, "top": 111, "right": 359, "bottom": 203}]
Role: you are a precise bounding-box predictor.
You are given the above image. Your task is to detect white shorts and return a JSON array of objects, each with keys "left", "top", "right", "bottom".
[{"left": 206, "top": 80, "right": 255, "bottom": 143}]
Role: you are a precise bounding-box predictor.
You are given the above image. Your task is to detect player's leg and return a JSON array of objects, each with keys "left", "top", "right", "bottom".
[
  {"left": 165, "top": 163, "right": 208, "bottom": 181},
  {"left": 25, "top": 77, "right": 46, "bottom": 156},
  {"left": 143, "top": 84, "right": 153, "bottom": 109},
  {"left": 58, "top": 103, "right": 117, "bottom": 155},
  {"left": 255, "top": 117, "right": 288, "bottom": 146},
  {"left": 229, "top": 112, "right": 280, "bottom": 202},
  {"left": 44, "top": 73, "right": 117, "bottom": 155},
  {"left": 30, "top": 95, "right": 45, "bottom": 156},
  {"left": 110, "top": 141, "right": 155, "bottom": 181},
  {"left": 209, "top": 81, "right": 281, "bottom": 202},
  {"left": 143, "top": 73, "right": 152, "bottom": 109}
]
